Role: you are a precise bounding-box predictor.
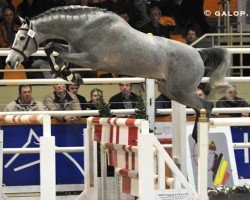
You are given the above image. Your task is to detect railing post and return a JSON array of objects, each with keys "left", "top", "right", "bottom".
[
  {"left": 101, "top": 144, "right": 107, "bottom": 200},
  {"left": 146, "top": 79, "right": 155, "bottom": 132},
  {"left": 40, "top": 114, "right": 56, "bottom": 200},
  {"left": 171, "top": 101, "right": 187, "bottom": 179},
  {"left": 0, "top": 130, "right": 3, "bottom": 200},
  {"left": 138, "top": 133, "right": 154, "bottom": 200},
  {"left": 197, "top": 109, "right": 209, "bottom": 200}
]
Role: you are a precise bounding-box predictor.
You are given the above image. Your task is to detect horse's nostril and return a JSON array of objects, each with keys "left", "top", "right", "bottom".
[{"left": 7, "top": 61, "right": 11, "bottom": 66}]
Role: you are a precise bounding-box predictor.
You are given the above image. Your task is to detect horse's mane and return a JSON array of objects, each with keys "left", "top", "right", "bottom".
[{"left": 32, "top": 5, "right": 109, "bottom": 21}]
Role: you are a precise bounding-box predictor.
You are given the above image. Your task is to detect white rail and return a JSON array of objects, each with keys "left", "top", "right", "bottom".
[
  {"left": 0, "top": 77, "right": 145, "bottom": 85},
  {"left": 157, "top": 107, "right": 250, "bottom": 115},
  {"left": 1, "top": 76, "right": 250, "bottom": 86},
  {"left": 0, "top": 68, "right": 93, "bottom": 72},
  {"left": 0, "top": 109, "right": 135, "bottom": 116},
  {"left": 233, "top": 143, "right": 250, "bottom": 148},
  {"left": 210, "top": 117, "right": 250, "bottom": 126},
  {"left": 1, "top": 107, "right": 250, "bottom": 117},
  {"left": 0, "top": 49, "right": 57, "bottom": 57},
  {"left": 3, "top": 146, "right": 85, "bottom": 154}
]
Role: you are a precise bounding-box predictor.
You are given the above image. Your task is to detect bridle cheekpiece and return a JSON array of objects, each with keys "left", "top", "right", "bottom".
[{"left": 11, "top": 22, "right": 38, "bottom": 61}]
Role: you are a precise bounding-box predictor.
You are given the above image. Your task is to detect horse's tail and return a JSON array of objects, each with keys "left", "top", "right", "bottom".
[{"left": 198, "top": 47, "right": 231, "bottom": 92}]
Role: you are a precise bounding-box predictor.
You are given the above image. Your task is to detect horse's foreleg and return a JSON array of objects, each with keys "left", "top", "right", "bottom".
[
  {"left": 56, "top": 52, "right": 95, "bottom": 84},
  {"left": 44, "top": 42, "right": 69, "bottom": 78}
]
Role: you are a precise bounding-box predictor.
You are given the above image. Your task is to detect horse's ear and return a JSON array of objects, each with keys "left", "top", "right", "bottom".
[
  {"left": 25, "top": 17, "right": 30, "bottom": 26},
  {"left": 18, "top": 15, "right": 25, "bottom": 24}
]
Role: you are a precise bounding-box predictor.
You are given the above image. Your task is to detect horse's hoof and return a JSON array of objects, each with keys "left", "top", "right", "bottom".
[
  {"left": 74, "top": 73, "right": 83, "bottom": 84},
  {"left": 65, "top": 73, "right": 83, "bottom": 84}
]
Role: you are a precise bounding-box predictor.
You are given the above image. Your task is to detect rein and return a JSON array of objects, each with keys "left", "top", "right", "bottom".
[{"left": 11, "top": 22, "right": 38, "bottom": 61}]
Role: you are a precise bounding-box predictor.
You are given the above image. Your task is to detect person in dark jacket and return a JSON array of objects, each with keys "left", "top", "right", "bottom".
[
  {"left": 109, "top": 83, "right": 140, "bottom": 109},
  {"left": 140, "top": 6, "right": 170, "bottom": 38},
  {"left": 216, "top": 84, "right": 249, "bottom": 117},
  {"left": 17, "top": 0, "right": 44, "bottom": 19},
  {"left": 66, "top": 84, "right": 87, "bottom": 110}
]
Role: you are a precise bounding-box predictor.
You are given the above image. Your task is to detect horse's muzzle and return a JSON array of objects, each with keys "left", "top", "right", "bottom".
[
  {"left": 6, "top": 61, "right": 12, "bottom": 67},
  {"left": 6, "top": 59, "right": 18, "bottom": 69}
]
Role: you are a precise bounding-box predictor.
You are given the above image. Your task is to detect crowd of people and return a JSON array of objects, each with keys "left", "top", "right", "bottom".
[
  {"left": 3, "top": 82, "right": 142, "bottom": 121},
  {"left": 3, "top": 81, "right": 250, "bottom": 121}
]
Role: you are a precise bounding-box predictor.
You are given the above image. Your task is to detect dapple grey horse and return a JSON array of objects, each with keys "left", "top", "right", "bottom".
[{"left": 6, "top": 6, "right": 231, "bottom": 141}]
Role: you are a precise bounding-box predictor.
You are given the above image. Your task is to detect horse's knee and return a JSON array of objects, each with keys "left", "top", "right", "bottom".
[
  {"left": 44, "top": 42, "right": 54, "bottom": 54},
  {"left": 55, "top": 56, "right": 65, "bottom": 66}
]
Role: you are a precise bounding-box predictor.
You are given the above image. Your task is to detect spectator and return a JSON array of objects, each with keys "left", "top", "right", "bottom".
[
  {"left": 17, "top": 0, "right": 44, "bottom": 19},
  {"left": 87, "top": 88, "right": 103, "bottom": 110},
  {"left": 196, "top": 88, "right": 207, "bottom": 101},
  {"left": 0, "top": 6, "right": 19, "bottom": 48},
  {"left": 109, "top": 83, "right": 140, "bottom": 110},
  {"left": 66, "top": 84, "right": 87, "bottom": 110},
  {"left": 150, "top": 0, "right": 179, "bottom": 17},
  {"left": 4, "top": 85, "right": 45, "bottom": 111},
  {"left": 97, "top": 0, "right": 130, "bottom": 16},
  {"left": 43, "top": 84, "right": 81, "bottom": 122},
  {"left": 0, "top": 0, "right": 14, "bottom": 22},
  {"left": 186, "top": 28, "right": 198, "bottom": 45},
  {"left": 119, "top": 11, "right": 130, "bottom": 23},
  {"left": 179, "top": 0, "right": 211, "bottom": 34},
  {"left": 131, "top": 0, "right": 150, "bottom": 28},
  {"left": 140, "top": 6, "right": 170, "bottom": 38},
  {"left": 155, "top": 94, "right": 171, "bottom": 109},
  {"left": 196, "top": 87, "right": 214, "bottom": 108},
  {"left": 42, "top": 0, "right": 65, "bottom": 10},
  {"left": 216, "top": 84, "right": 249, "bottom": 117}
]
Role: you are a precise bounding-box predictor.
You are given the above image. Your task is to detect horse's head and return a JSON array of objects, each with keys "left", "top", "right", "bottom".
[{"left": 6, "top": 17, "right": 38, "bottom": 69}]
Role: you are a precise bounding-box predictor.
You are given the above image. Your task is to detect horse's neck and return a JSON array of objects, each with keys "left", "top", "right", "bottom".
[{"left": 32, "top": 19, "right": 73, "bottom": 43}]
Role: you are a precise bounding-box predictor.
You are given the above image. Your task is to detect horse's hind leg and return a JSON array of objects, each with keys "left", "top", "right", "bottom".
[{"left": 158, "top": 80, "right": 213, "bottom": 142}]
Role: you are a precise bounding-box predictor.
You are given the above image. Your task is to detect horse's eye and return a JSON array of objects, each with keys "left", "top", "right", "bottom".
[{"left": 20, "top": 36, "right": 25, "bottom": 41}]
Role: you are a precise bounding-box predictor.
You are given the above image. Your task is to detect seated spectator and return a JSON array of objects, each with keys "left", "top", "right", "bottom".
[
  {"left": 43, "top": 84, "right": 81, "bottom": 122},
  {"left": 155, "top": 94, "right": 171, "bottom": 109},
  {"left": 119, "top": 11, "right": 130, "bottom": 23},
  {"left": 196, "top": 87, "right": 214, "bottom": 109},
  {"left": 131, "top": 0, "right": 151, "bottom": 28},
  {"left": 66, "top": 84, "right": 87, "bottom": 110},
  {"left": 196, "top": 88, "right": 208, "bottom": 101},
  {"left": 179, "top": 0, "right": 211, "bottom": 34},
  {"left": 96, "top": 0, "right": 130, "bottom": 16},
  {"left": 17, "top": 0, "right": 44, "bottom": 19},
  {"left": 42, "top": 0, "right": 65, "bottom": 10},
  {"left": 4, "top": 85, "right": 45, "bottom": 111},
  {"left": 0, "top": 0, "right": 14, "bottom": 22},
  {"left": 87, "top": 88, "right": 103, "bottom": 110},
  {"left": 0, "top": 6, "right": 19, "bottom": 48},
  {"left": 140, "top": 6, "right": 170, "bottom": 38},
  {"left": 109, "top": 83, "right": 140, "bottom": 110},
  {"left": 216, "top": 84, "right": 249, "bottom": 117},
  {"left": 186, "top": 28, "right": 198, "bottom": 45}
]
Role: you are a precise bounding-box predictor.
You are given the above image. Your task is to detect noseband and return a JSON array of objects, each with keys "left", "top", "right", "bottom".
[{"left": 11, "top": 22, "right": 38, "bottom": 61}]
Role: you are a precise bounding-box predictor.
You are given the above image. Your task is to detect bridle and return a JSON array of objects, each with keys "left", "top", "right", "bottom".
[{"left": 11, "top": 22, "right": 38, "bottom": 61}]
